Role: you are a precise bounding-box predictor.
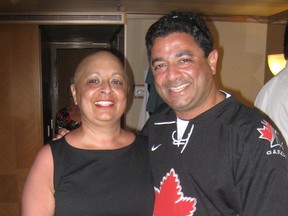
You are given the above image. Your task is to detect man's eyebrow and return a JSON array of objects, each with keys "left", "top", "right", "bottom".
[
  {"left": 175, "top": 51, "right": 193, "bottom": 58},
  {"left": 151, "top": 57, "right": 165, "bottom": 65},
  {"left": 151, "top": 51, "right": 193, "bottom": 65}
]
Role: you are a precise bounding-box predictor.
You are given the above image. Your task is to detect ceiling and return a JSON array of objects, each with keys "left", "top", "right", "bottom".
[
  {"left": 40, "top": 24, "right": 123, "bottom": 44},
  {"left": 0, "top": 0, "right": 287, "bottom": 17},
  {"left": 1, "top": 0, "right": 288, "bottom": 45}
]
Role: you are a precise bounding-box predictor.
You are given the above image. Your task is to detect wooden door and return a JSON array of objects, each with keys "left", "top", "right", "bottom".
[{"left": 0, "top": 24, "right": 42, "bottom": 216}]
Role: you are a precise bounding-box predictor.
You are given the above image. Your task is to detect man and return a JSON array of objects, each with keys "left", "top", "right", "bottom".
[
  {"left": 142, "top": 10, "right": 288, "bottom": 215},
  {"left": 255, "top": 22, "right": 288, "bottom": 144}
]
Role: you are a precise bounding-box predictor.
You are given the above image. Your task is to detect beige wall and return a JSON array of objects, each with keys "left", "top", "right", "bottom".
[
  {"left": 212, "top": 21, "right": 267, "bottom": 106},
  {"left": 125, "top": 15, "right": 268, "bottom": 130},
  {"left": 125, "top": 15, "right": 160, "bottom": 131}
]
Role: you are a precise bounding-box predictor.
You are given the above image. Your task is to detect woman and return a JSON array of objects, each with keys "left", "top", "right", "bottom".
[{"left": 21, "top": 50, "right": 154, "bottom": 215}]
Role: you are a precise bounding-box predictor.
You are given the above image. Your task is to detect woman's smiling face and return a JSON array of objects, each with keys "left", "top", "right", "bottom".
[{"left": 71, "top": 51, "right": 128, "bottom": 125}]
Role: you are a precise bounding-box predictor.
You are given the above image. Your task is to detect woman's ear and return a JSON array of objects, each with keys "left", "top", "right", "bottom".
[
  {"left": 207, "top": 49, "right": 218, "bottom": 75},
  {"left": 70, "top": 84, "right": 78, "bottom": 105}
]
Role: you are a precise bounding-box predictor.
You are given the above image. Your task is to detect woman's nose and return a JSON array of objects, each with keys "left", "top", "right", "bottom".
[{"left": 100, "top": 82, "right": 112, "bottom": 95}]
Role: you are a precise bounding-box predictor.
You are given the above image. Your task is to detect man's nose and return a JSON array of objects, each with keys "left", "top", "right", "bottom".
[{"left": 166, "top": 64, "right": 179, "bottom": 80}]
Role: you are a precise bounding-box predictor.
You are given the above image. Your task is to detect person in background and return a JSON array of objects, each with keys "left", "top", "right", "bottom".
[
  {"left": 142, "top": 10, "right": 288, "bottom": 215},
  {"left": 21, "top": 50, "right": 154, "bottom": 216},
  {"left": 254, "top": 21, "right": 288, "bottom": 144},
  {"left": 55, "top": 83, "right": 81, "bottom": 134}
]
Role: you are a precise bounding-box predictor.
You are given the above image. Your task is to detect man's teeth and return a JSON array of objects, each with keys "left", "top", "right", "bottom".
[
  {"left": 169, "top": 83, "right": 190, "bottom": 92},
  {"left": 94, "top": 101, "right": 113, "bottom": 106}
]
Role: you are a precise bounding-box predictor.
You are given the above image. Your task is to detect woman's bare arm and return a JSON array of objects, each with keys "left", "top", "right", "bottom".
[{"left": 21, "top": 144, "right": 55, "bottom": 216}]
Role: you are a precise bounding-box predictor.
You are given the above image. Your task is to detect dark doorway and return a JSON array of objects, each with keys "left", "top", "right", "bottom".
[{"left": 40, "top": 24, "right": 125, "bottom": 142}]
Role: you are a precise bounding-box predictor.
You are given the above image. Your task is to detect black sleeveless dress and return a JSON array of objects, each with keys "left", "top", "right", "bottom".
[{"left": 49, "top": 134, "right": 154, "bottom": 216}]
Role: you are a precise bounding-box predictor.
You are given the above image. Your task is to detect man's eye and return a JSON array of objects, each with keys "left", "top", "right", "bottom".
[
  {"left": 154, "top": 63, "right": 165, "bottom": 71},
  {"left": 181, "top": 58, "right": 192, "bottom": 63}
]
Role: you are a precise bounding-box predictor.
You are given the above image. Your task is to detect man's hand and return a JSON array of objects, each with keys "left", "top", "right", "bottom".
[{"left": 53, "top": 128, "right": 70, "bottom": 140}]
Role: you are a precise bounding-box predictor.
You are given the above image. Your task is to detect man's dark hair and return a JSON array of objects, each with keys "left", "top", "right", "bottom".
[
  {"left": 145, "top": 10, "right": 214, "bottom": 60},
  {"left": 284, "top": 21, "right": 288, "bottom": 60}
]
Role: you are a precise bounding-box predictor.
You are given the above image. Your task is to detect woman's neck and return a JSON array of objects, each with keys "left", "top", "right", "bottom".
[{"left": 66, "top": 124, "right": 135, "bottom": 150}]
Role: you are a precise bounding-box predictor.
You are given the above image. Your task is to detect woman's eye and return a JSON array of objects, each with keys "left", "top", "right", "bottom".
[
  {"left": 111, "top": 80, "right": 123, "bottom": 85},
  {"left": 88, "top": 79, "right": 100, "bottom": 84}
]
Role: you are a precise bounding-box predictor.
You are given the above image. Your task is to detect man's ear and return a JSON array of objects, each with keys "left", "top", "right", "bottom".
[
  {"left": 70, "top": 84, "right": 78, "bottom": 105},
  {"left": 207, "top": 49, "right": 218, "bottom": 75}
]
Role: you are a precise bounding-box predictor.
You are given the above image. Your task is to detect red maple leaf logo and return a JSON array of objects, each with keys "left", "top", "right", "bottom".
[
  {"left": 154, "top": 169, "right": 197, "bottom": 216},
  {"left": 257, "top": 120, "right": 275, "bottom": 144}
]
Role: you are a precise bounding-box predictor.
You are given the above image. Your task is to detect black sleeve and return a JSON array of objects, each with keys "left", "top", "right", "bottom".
[{"left": 235, "top": 120, "right": 288, "bottom": 216}]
